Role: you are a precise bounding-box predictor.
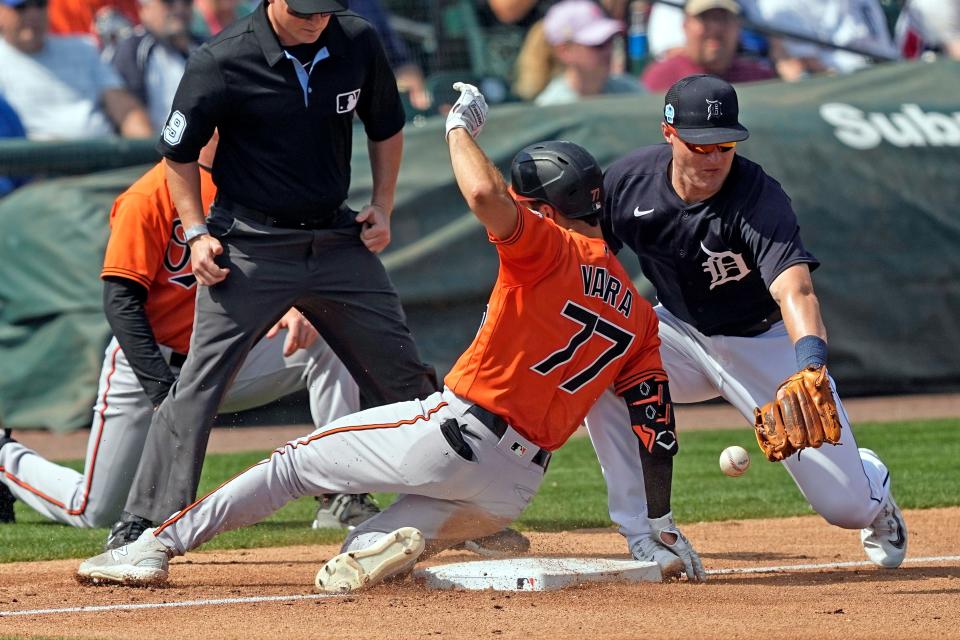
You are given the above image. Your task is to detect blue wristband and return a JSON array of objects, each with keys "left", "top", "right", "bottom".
[{"left": 795, "top": 335, "right": 828, "bottom": 370}]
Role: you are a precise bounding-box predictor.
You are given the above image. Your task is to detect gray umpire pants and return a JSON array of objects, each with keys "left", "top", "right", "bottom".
[{"left": 124, "top": 206, "right": 438, "bottom": 524}]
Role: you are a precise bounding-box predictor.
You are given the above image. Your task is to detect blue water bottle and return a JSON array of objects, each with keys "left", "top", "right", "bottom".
[{"left": 627, "top": 0, "right": 650, "bottom": 75}]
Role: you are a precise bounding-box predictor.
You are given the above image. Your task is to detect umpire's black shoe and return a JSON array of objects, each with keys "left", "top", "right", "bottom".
[
  {"left": 0, "top": 429, "right": 17, "bottom": 523},
  {"left": 105, "top": 512, "right": 154, "bottom": 550}
]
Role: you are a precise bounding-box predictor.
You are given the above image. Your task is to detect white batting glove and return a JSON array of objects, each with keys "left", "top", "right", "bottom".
[
  {"left": 445, "top": 82, "right": 488, "bottom": 140},
  {"left": 648, "top": 512, "right": 707, "bottom": 582}
]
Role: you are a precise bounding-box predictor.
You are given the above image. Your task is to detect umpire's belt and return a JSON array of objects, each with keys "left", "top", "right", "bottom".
[
  {"left": 215, "top": 196, "right": 338, "bottom": 230},
  {"left": 466, "top": 404, "right": 551, "bottom": 470}
]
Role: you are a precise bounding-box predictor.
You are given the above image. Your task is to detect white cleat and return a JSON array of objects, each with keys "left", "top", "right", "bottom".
[
  {"left": 76, "top": 528, "right": 171, "bottom": 586},
  {"left": 861, "top": 493, "right": 908, "bottom": 568},
  {"left": 859, "top": 448, "right": 908, "bottom": 568},
  {"left": 315, "top": 527, "right": 425, "bottom": 593},
  {"left": 631, "top": 535, "right": 685, "bottom": 581}
]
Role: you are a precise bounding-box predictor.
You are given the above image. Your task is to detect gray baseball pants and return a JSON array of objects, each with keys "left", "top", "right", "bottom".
[{"left": 124, "top": 207, "right": 438, "bottom": 524}]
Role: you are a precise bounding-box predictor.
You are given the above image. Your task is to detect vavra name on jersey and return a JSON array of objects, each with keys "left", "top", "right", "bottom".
[{"left": 580, "top": 265, "right": 633, "bottom": 317}]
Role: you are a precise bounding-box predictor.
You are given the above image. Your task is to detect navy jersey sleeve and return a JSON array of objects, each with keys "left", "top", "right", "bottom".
[
  {"left": 156, "top": 46, "right": 227, "bottom": 163},
  {"left": 738, "top": 176, "right": 819, "bottom": 288},
  {"left": 600, "top": 163, "right": 627, "bottom": 255},
  {"left": 354, "top": 26, "right": 405, "bottom": 142}
]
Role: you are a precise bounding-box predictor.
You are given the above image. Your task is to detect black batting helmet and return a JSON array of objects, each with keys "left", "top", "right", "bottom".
[{"left": 510, "top": 141, "right": 603, "bottom": 219}]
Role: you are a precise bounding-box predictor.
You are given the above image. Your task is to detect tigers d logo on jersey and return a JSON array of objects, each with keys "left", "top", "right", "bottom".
[{"left": 700, "top": 242, "right": 750, "bottom": 290}]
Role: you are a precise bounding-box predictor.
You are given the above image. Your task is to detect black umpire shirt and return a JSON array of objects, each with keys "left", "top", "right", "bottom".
[
  {"left": 602, "top": 144, "right": 820, "bottom": 337},
  {"left": 156, "top": 4, "right": 405, "bottom": 220}
]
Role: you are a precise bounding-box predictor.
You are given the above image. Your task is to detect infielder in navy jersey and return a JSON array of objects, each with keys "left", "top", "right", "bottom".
[{"left": 586, "top": 75, "right": 908, "bottom": 569}]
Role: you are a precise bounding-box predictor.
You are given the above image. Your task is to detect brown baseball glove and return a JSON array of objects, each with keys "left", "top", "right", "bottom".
[{"left": 753, "top": 366, "right": 843, "bottom": 462}]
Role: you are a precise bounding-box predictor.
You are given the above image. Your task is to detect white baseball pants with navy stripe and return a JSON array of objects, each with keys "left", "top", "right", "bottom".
[{"left": 586, "top": 305, "right": 890, "bottom": 551}]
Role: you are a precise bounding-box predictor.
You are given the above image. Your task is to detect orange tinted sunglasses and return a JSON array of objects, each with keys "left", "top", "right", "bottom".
[{"left": 666, "top": 125, "right": 737, "bottom": 154}]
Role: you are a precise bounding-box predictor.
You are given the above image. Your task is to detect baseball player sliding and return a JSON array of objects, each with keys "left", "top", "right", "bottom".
[
  {"left": 76, "top": 83, "right": 706, "bottom": 590},
  {"left": 0, "top": 135, "right": 362, "bottom": 534}
]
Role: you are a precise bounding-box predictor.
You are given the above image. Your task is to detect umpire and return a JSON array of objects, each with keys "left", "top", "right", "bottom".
[{"left": 114, "top": 0, "right": 438, "bottom": 540}]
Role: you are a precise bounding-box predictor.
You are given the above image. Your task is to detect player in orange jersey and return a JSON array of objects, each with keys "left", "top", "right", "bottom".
[
  {"left": 77, "top": 83, "right": 705, "bottom": 590},
  {"left": 0, "top": 136, "right": 362, "bottom": 535}
]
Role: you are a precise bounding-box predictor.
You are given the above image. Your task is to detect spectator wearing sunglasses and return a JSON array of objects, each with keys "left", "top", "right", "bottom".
[
  {"left": 588, "top": 74, "right": 906, "bottom": 573},
  {"left": 107, "top": 0, "right": 203, "bottom": 131},
  {"left": 534, "top": 0, "right": 641, "bottom": 106},
  {"left": 0, "top": 0, "right": 152, "bottom": 139}
]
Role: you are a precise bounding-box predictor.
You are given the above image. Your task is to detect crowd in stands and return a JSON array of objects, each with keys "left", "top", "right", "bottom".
[{"left": 0, "top": 0, "right": 957, "bottom": 194}]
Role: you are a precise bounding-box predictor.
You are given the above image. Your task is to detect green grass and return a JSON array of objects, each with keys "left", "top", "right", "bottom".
[{"left": 1, "top": 419, "right": 957, "bottom": 563}]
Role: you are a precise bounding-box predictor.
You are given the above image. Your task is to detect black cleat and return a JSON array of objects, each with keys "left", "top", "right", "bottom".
[{"left": 105, "top": 512, "right": 154, "bottom": 550}]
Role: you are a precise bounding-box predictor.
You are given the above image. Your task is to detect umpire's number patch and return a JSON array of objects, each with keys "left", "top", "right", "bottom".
[{"left": 163, "top": 110, "right": 187, "bottom": 146}]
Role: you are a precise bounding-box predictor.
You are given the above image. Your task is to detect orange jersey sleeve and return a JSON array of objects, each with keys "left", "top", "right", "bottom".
[
  {"left": 446, "top": 202, "right": 664, "bottom": 450},
  {"left": 100, "top": 164, "right": 217, "bottom": 353}
]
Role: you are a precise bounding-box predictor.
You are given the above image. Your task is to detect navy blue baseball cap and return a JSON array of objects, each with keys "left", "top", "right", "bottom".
[
  {"left": 663, "top": 74, "right": 749, "bottom": 144},
  {"left": 285, "top": 0, "right": 345, "bottom": 14}
]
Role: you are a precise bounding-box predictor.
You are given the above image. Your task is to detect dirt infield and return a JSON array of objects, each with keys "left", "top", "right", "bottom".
[{"left": 1, "top": 507, "right": 958, "bottom": 639}]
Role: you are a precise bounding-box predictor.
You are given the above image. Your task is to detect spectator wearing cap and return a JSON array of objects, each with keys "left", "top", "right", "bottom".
[
  {"left": 0, "top": 0, "right": 152, "bottom": 139},
  {"left": 535, "top": 0, "right": 641, "bottom": 106},
  {"left": 107, "top": 0, "right": 203, "bottom": 131},
  {"left": 641, "top": 0, "right": 776, "bottom": 92}
]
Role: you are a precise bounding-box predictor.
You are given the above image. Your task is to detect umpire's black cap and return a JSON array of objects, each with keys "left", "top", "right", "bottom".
[
  {"left": 510, "top": 141, "right": 603, "bottom": 220},
  {"left": 663, "top": 74, "right": 750, "bottom": 144},
  {"left": 286, "top": 0, "right": 346, "bottom": 14}
]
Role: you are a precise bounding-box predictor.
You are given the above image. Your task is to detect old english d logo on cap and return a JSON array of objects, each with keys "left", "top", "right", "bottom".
[
  {"left": 706, "top": 98, "right": 722, "bottom": 120},
  {"left": 663, "top": 74, "right": 749, "bottom": 144}
]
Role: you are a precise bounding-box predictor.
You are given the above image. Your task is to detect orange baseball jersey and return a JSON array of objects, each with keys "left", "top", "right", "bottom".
[
  {"left": 100, "top": 163, "right": 217, "bottom": 354},
  {"left": 445, "top": 202, "right": 665, "bottom": 451}
]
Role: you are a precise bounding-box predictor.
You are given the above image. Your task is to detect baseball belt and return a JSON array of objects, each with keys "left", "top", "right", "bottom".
[
  {"left": 465, "top": 404, "right": 551, "bottom": 470},
  {"left": 215, "top": 195, "right": 338, "bottom": 230}
]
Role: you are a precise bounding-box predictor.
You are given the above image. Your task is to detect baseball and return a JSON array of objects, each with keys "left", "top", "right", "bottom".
[{"left": 719, "top": 446, "right": 751, "bottom": 477}]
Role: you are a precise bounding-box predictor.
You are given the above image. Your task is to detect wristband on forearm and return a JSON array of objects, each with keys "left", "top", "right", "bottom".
[{"left": 795, "top": 335, "right": 828, "bottom": 370}]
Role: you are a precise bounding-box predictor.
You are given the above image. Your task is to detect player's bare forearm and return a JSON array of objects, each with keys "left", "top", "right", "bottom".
[
  {"left": 770, "top": 263, "right": 827, "bottom": 344},
  {"left": 447, "top": 128, "right": 518, "bottom": 240}
]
